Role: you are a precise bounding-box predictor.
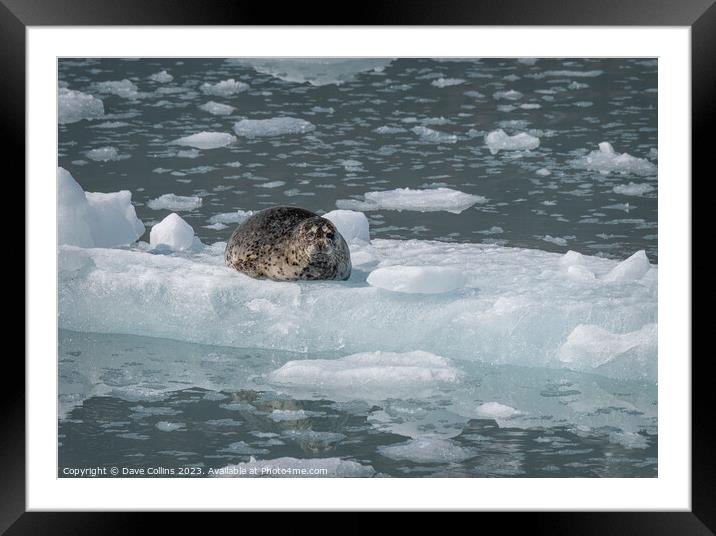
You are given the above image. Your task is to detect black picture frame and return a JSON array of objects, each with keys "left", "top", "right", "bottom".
[{"left": 7, "top": 0, "right": 708, "bottom": 531}]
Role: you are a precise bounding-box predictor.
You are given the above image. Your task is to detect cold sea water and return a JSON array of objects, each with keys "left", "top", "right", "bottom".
[{"left": 58, "top": 58, "right": 657, "bottom": 478}]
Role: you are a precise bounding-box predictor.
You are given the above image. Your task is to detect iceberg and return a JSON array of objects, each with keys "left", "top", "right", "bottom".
[
  {"left": 172, "top": 131, "right": 237, "bottom": 150},
  {"left": 233, "top": 117, "right": 315, "bottom": 138},
  {"left": 147, "top": 194, "right": 202, "bottom": 211},
  {"left": 229, "top": 58, "right": 392, "bottom": 86},
  {"left": 322, "top": 210, "right": 370, "bottom": 243},
  {"left": 58, "top": 237, "right": 657, "bottom": 381},
  {"left": 200, "top": 79, "right": 249, "bottom": 96},
  {"left": 336, "top": 188, "right": 485, "bottom": 214},
  {"left": 570, "top": 142, "right": 657, "bottom": 176},
  {"left": 149, "top": 213, "right": 196, "bottom": 251},
  {"left": 58, "top": 88, "right": 104, "bottom": 124},
  {"left": 485, "top": 129, "right": 540, "bottom": 154},
  {"left": 199, "top": 101, "right": 236, "bottom": 116},
  {"left": 58, "top": 167, "right": 144, "bottom": 248}
]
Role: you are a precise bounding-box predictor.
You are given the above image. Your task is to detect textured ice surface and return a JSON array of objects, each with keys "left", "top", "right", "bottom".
[
  {"left": 322, "top": 210, "right": 370, "bottom": 243},
  {"left": 367, "top": 265, "right": 466, "bottom": 294},
  {"left": 58, "top": 167, "right": 144, "bottom": 248},
  {"left": 173, "top": 131, "right": 237, "bottom": 150},
  {"left": 58, "top": 88, "right": 104, "bottom": 124},
  {"left": 147, "top": 194, "right": 202, "bottom": 211},
  {"left": 485, "top": 129, "right": 540, "bottom": 154},
  {"left": 199, "top": 101, "right": 236, "bottom": 116},
  {"left": 613, "top": 182, "right": 655, "bottom": 196},
  {"left": 215, "top": 456, "right": 375, "bottom": 477},
  {"left": 233, "top": 117, "right": 315, "bottom": 138},
  {"left": 58, "top": 238, "right": 656, "bottom": 381},
  {"left": 336, "top": 188, "right": 485, "bottom": 214},
  {"left": 269, "top": 351, "right": 463, "bottom": 400},
  {"left": 570, "top": 142, "right": 657, "bottom": 176},
  {"left": 603, "top": 250, "right": 651, "bottom": 282},
  {"left": 230, "top": 58, "right": 392, "bottom": 86},
  {"left": 200, "top": 79, "right": 249, "bottom": 97},
  {"left": 411, "top": 126, "right": 458, "bottom": 144},
  {"left": 378, "top": 437, "right": 476, "bottom": 463},
  {"left": 149, "top": 213, "right": 196, "bottom": 251}
]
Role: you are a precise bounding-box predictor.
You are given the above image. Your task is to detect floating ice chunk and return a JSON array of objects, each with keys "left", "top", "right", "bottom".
[
  {"left": 374, "top": 125, "right": 406, "bottom": 135},
  {"left": 517, "top": 58, "right": 538, "bottom": 65},
  {"left": 336, "top": 188, "right": 485, "bottom": 214},
  {"left": 269, "top": 351, "right": 462, "bottom": 400},
  {"left": 255, "top": 181, "right": 286, "bottom": 189},
  {"left": 230, "top": 58, "right": 392, "bottom": 86},
  {"left": 570, "top": 142, "right": 657, "bottom": 176},
  {"left": 367, "top": 266, "right": 466, "bottom": 294},
  {"left": 431, "top": 77, "right": 465, "bottom": 88},
  {"left": 155, "top": 421, "right": 184, "bottom": 432},
  {"left": 323, "top": 210, "right": 370, "bottom": 243},
  {"left": 58, "top": 167, "right": 94, "bottom": 247},
  {"left": 214, "top": 456, "right": 375, "bottom": 477},
  {"left": 475, "top": 402, "right": 520, "bottom": 419},
  {"left": 58, "top": 88, "right": 104, "bottom": 124},
  {"left": 603, "top": 250, "right": 651, "bottom": 282},
  {"left": 557, "top": 323, "right": 657, "bottom": 371},
  {"left": 541, "top": 235, "right": 568, "bottom": 246},
  {"left": 147, "top": 194, "right": 202, "bottom": 211},
  {"left": 493, "top": 90, "right": 524, "bottom": 100},
  {"left": 411, "top": 126, "right": 457, "bottom": 144},
  {"left": 233, "top": 117, "right": 315, "bottom": 138},
  {"left": 86, "top": 146, "right": 127, "bottom": 162},
  {"left": 536, "top": 168, "right": 551, "bottom": 176},
  {"left": 378, "top": 437, "right": 476, "bottom": 463},
  {"left": 199, "top": 101, "right": 236, "bottom": 116},
  {"left": 96, "top": 79, "right": 140, "bottom": 99},
  {"left": 173, "top": 131, "right": 236, "bottom": 150},
  {"left": 541, "top": 70, "right": 603, "bottom": 78},
  {"left": 209, "top": 210, "right": 254, "bottom": 225},
  {"left": 149, "top": 213, "right": 196, "bottom": 251},
  {"left": 149, "top": 70, "right": 173, "bottom": 83},
  {"left": 200, "top": 78, "right": 249, "bottom": 97},
  {"left": 613, "top": 182, "right": 655, "bottom": 196},
  {"left": 58, "top": 167, "right": 144, "bottom": 248},
  {"left": 485, "top": 129, "right": 540, "bottom": 154}
]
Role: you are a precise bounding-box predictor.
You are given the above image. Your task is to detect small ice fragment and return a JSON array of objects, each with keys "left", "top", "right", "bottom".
[
  {"left": 603, "top": 250, "right": 651, "bottom": 282},
  {"left": 149, "top": 70, "right": 173, "bottom": 83},
  {"left": 147, "top": 194, "right": 202, "bottom": 211},
  {"left": 411, "top": 126, "right": 457, "bottom": 144},
  {"left": 613, "top": 183, "right": 655, "bottom": 196},
  {"left": 233, "top": 117, "right": 315, "bottom": 138},
  {"left": 58, "top": 88, "right": 104, "bottom": 124},
  {"left": 150, "top": 213, "right": 196, "bottom": 251},
  {"left": 173, "top": 131, "right": 236, "bottom": 149},
  {"left": 431, "top": 77, "right": 465, "bottom": 88},
  {"left": 337, "top": 188, "right": 485, "bottom": 214},
  {"left": 200, "top": 79, "right": 249, "bottom": 96},
  {"left": 323, "top": 210, "right": 370, "bottom": 242},
  {"left": 485, "top": 129, "right": 540, "bottom": 155},
  {"left": 199, "top": 101, "right": 236, "bottom": 116},
  {"left": 475, "top": 402, "right": 520, "bottom": 419}
]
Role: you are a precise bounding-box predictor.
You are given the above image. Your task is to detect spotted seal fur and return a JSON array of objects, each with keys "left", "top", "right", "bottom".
[{"left": 224, "top": 206, "right": 351, "bottom": 281}]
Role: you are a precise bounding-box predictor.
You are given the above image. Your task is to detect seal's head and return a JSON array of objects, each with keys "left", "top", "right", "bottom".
[{"left": 292, "top": 216, "right": 351, "bottom": 280}]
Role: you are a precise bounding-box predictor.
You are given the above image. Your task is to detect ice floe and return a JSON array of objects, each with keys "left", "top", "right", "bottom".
[
  {"left": 613, "top": 182, "right": 655, "bottom": 196},
  {"left": 431, "top": 78, "right": 465, "bottom": 88},
  {"left": 570, "top": 142, "right": 657, "bottom": 176},
  {"left": 268, "top": 351, "right": 463, "bottom": 400},
  {"left": 58, "top": 238, "right": 657, "bottom": 381},
  {"left": 200, "top": 79, "right": 249, "bottom": 97},
  {"left": 411, "top": 126, "right": 457, "bottom": 144},
  {"left": 149, "top": 213, "right": 197, "bottom": 251},
  {"left": 147, "top": 194, "right": 202, "bottom": 211},
  {"left": 58, "top": 167, "right": 144, "bottom": 248},
  {"left": 233, "top": 117, "right": 315, "bottom": 138},
  {"left": 58, "top": 88, "right": 104, "bottom": 124},
  {"left": 86, "top": 146, "right": 128, "bottom": 162},
  {"left": 378, "top": 437, "right": 476, "bottom": 463},
  {"left": 230, "top": 58, "right": 392, "bottom": 86},
  {"left": 485, "top": 129, "right": 540, "bottom": 154},
  {"left": 95, "top": 79, "right": 141, "bottom": 99},
  {"left": 336, "top": 188, "right": 485, "bottom": 214},
  {"left": 149, "top": 70, "right": 173, "bottom": 83},
  {"left": 199, "top": 101, "right": 236, "bottom": 116},
  {"left": 173, "top": 131, "right": 237, "bottom": 149}
]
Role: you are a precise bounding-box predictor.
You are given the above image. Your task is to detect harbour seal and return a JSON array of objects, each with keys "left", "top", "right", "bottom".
[{"left": 224, "top": 206, "right": 351, "bottom": 281}]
